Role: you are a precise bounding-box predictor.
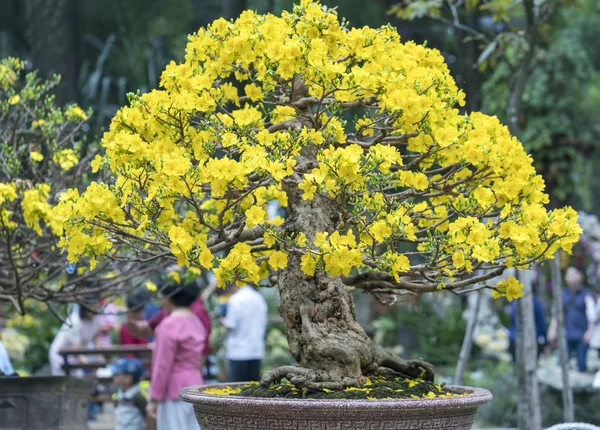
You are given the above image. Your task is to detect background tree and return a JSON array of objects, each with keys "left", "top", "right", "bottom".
[
  {"left": 0, "top": 58, "right": 156, "bottom": 314},
  {"left": 25, "top": 0, "right": 80, "bottom": 104},
  {"left": 391, "top": 1, "right": 598, "bottom": 428},
  {"left": 59, "top": 1, "right": 580, "bottom": 390}
]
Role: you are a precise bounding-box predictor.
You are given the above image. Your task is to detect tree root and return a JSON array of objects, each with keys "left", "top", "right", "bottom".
[
  {"left": 260, "top": 352, "right": 435, "bottom": 391},
  {"left": 260, "top": 366, "right": 360, "bottom": 391},
  {"left": 377, "top": 349, "right": 435, "bottom": 382}
]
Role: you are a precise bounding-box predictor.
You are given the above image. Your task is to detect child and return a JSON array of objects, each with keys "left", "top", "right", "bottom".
[{"left": 109, "top": 358, "right": 147, "bottom": 430}]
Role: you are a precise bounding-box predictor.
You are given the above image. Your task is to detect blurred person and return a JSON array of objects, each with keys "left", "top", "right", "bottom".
[
  {"left": 0, "top": 338, "right": 16, "bottom": 376},
  {"left": 97, "top": 301, "right": 122, "bottom": 348},
  {"left": 147, "top": 281, "right": 205, "bottom": 430},
  {"left": 589, "top": 286, "right": 600, "bottom": 354},
  {"left": 48, "top": 303, "right": 102, "bottom": 376},
  {"left": 508, "top": 283, "right": 548, "bottom": 361},
  {"left": 109, "top": 358, "right": 147, "bottom": 430},
  {"left": 549, "top": 267, "right": 594, "bottom": 372},
  {"left": 48, "top": 301, "right": 103, "bottom": 422},
  {"left": 120, "top": 291, "right": 152, "bottom": 347},
  {"left": 222, "top": 284, "right": 267, "bottom": 382},
  {"left": 127, "top": 278, "right": 212, "bottom": 364}
]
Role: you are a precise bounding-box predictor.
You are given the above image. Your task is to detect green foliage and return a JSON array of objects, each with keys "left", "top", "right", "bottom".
[
  {"left": 0, "top": 57, "right": 91, "bottom": 181},
  {"left": 396, "top": 299, "right": 466, "bottom": 365},
  {"left": 262, "top": 324, "right": 295, "bottom": 370},
  {"left": 280, "top": 0, "right": 392, "bottom": 27},
  {"left": 389, "top": 1, "right": 443, "bottom": 21},
  {"left": 3, "top": 302, "right": 66, "bottom": 374},
  {"left": 481, "top": 6, "right": 599, "bottom": 208},
  {"left": 464, "top": 360, "right": 518, "bottom": 427},
  {"left": 372, "top": 297, "right": 467, "bottom": 366}
]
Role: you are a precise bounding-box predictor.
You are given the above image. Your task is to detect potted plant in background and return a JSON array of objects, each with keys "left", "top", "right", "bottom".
[{"left": 57, "top": 1, "right": 581, "bottom": 428}]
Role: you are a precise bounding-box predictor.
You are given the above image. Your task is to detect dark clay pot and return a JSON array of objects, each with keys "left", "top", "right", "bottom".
[
  {"left": 0, "top": 376, "right": 92, "bottom": 430},
  {"left": 180, "top": 382, "right": 492, "bottom": 430}
]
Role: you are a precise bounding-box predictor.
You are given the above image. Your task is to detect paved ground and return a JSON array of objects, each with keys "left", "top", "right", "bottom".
[{"left": 87, "top": 403, "right": 115, "bottom": 430}]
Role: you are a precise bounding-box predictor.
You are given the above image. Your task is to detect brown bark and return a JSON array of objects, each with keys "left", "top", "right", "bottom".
[
  {"left": 454, "top": 291, "right": 481, "bottom": 386},
  {"left": 261, "top": 77, "right": 433, "bottom": 389},
  {"left": 26, "top": 0, "right": 80, "bottom": 104},
  {"left": 515, "top": 269, "right": 543, "bottom": 430},
  {"left": 262, "top": 174, "right": 434, "bottom": 389},
  {"left": 550, "top": 256, "right": 575, "bottom": 422}
]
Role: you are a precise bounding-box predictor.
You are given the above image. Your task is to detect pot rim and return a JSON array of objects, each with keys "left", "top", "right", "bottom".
[{"left": 180, "top": 382, "right": 492, "bottom": 410}]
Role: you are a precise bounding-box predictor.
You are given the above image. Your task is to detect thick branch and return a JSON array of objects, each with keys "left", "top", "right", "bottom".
[{"left": 344, "top": 266, "right": 506, "bottom": 294}]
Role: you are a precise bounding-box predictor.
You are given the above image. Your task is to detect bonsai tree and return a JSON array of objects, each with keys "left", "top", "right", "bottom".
[
  {"left": 0, "top": 58, "right": 155, "bottom": 314},
  {"left": 57, "top": 1, "right": 581, "bottom": 390}
]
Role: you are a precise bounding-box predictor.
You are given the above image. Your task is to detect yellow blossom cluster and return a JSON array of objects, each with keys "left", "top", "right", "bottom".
[
  {"left": 0, "top": 57, "right": 93, "bottom": 296},
  {"left": 492, "top": 276, "right": 525, "bottom": 302},
  {"left": 56, "top": 1, "right": 580, "bottom": 293}
]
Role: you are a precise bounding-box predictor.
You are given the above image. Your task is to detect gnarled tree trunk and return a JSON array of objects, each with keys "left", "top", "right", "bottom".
[
  {"left": 261, "top": 79, "right": 433, "bottom": 389},
  {"left": 276, "top": 179, "right": 378, "bottom": 387},
  {"left": 261, "top": 167, "right": 432, "bottom": 389}
]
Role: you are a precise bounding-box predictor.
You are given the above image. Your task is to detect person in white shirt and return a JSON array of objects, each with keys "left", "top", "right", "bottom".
[
  {"left": 49, "top": 305, "right": 101, "bottom": 376},
  {"left": 0, "top": 339, "right": 15, "bottom": 376},
  {"left": 222, "top": 285, "right": 267, "bottom": 382}
]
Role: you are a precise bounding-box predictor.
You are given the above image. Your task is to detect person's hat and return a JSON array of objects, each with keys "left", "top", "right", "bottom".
[{"left": 108, "top": 358, "right": 144, "bottom": 381}]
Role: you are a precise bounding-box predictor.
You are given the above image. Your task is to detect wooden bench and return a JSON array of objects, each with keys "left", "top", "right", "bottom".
[{"left": 60, "top": 344, "right": 153, "bottom": 377}]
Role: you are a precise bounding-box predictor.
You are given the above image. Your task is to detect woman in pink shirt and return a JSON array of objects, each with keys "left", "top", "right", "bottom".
[{"left": 147, "top": 282, "right": 205, "bottom": 429}]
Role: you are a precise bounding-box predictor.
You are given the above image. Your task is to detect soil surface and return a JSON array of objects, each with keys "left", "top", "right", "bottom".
[{"left": 201, "top": 376, "right": 462, "bottom": 400}]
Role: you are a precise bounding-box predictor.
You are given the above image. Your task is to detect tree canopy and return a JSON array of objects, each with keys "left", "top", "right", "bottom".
[{"left": 56, "top": 0, "right": 581, "bottom": 302}]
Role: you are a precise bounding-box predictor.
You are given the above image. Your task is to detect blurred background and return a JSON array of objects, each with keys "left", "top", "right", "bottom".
[{"left": 1, "top": 1, "right": 600, "bottom": 428}]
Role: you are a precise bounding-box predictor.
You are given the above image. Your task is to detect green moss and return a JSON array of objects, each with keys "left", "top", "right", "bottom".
[{"left": 203, "top": 376, "right": 461, "bottom": 400}]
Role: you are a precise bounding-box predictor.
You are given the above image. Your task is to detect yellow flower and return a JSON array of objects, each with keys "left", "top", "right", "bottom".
[
  {"left": 298, "top": 180, "right": 317, "bottom": 200},
  {"left": 199, "top": 246, "right": 214, "bottom": 269},
  {"left": 301, "top": 253, "right": 317, "bottom": 276},
  {"left": 452, "top": 251, "right": 465, "bottom": 268},
  {"left": 244, "top": 83, "right": 263, "bottom": 101},
  {"left": 8, "top": 94, "right": 20, "bottom": 105},
  {"left": 369, "top": 221, "right": 392, "bottom": 243},
  {"left": 493, "top": 276, "right": 524, "bottom": 302},
  {"left": 264, "top": 232, "right": 276, "bottom": 247},
  {"left": 162, "top": 153, "right": 190, "bottom": 177},
  {"left": 505, "top": 277, "right": 524, "bottom": 302},
  {"left": 52, "top": 149, "right": 79, "bottom": 170},
  {"left": 168, "top": 271, "right": 181, "bottom": 284},
  {"left": 30, "top": 151, "right": 44, "bottom": 162},
  {"left": 202, "top": 386, "right": 242, "bottom": 396},
  {"left": 391, "top": 254, "right": 410, "bottom": 281},
  {"left": 245, "top": 205, "right": 267, "bottom": 228},
  {"left": 269, "top": 251, "right": 288, "bottom": 270},
  {"left": 145, "top": 281, "right": 158, "bottom": 292},
  {"left": 168, "top": 226, "right": 195, "bottom": 265},
  {"left": 296, "top": 232, "right": 307, "bottom": 247},
  {"left": 67, "top": 105, "right": 88, "bottom": 121},
  {"left": 91, "top": 155, "right": 103, "bottom": 173}
]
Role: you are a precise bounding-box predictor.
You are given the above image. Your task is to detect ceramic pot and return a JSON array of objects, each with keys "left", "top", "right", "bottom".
[{"left": 180, "top": 383, "right": 492, "bottom": 430}]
